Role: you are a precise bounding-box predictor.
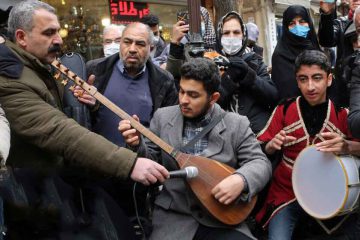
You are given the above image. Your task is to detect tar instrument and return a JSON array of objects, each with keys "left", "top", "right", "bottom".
[
  {"left": 51, "top": 59, "right": 257, "bottom": 226},
  {"left": 292, "top": 145, "right": 360, "bottom": 219}
]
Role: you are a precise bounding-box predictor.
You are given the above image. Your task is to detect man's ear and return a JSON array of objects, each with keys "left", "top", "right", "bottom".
[
  {"left": 327, "top": 73, "right": 333, "bottom": 87},
  {"left": 15, "top": 29, "right": 27, "bottom": 48},
  {"left": 210, "top": 91, "right": 220, "bottom": 105}
]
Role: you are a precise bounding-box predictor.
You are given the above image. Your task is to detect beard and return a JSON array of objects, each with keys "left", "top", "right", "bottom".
[
  {"left": 182, "top": 100, "right": 212, "bottom": 123},
  {"left": 124, "top": 62, "right": 144, "bottom": 74},
  {"left": 121, "top": 53, "right": 149, "bottom": 74}
]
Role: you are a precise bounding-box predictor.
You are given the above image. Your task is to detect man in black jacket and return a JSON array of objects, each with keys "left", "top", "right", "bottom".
[
  {"left": 318, "top": 0, "right": 360, "bottom": 107},
  {"left": 140, "top": 14, "right": 166, "bottom": 59},
  {"left": 83, "top": 22, "right": 178, "bottom": 146},
  {"left": 78, "top": 22, "right": 178, "bottom": 222},
  {"left": 349, "top": 6, "right": 360, "bottom": 138}
]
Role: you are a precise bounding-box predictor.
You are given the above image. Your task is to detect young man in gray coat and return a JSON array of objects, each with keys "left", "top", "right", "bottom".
[{"left": 119, "top": 58, "right": 271, "bottom": 240}]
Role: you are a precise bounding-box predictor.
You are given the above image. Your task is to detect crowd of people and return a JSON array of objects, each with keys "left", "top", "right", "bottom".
[{"left": 1, "top": 0, "right": 360, "bottom": 239}]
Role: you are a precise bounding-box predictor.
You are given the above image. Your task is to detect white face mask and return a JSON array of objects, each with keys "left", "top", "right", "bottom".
[
  {"left": 221, "top": 36, "right": 243, "bottom": 55},
  {"left": 201, "top": 22, "right": 206, "bottom": 36},
  {"left": 150, "top": 48, "right": 156, "bottom": 58},
  {"left": 103, "top": 42, "right": 120, "bottom": 57},
  {"left": 153, "top": 35, "right": 160, "bottom": 45}
]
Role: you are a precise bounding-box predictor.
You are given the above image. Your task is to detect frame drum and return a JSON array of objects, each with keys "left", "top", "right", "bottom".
[{"left": 292, "top": 146, "right": 360, "bottom": 219}]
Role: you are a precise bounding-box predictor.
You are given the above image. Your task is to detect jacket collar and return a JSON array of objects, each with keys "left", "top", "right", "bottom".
[
  {"left": 167, "top": 103, "right": 226, "bottom": 157},
  {"left": 5, "top": 39, "right": 51, "bottom": 74},
  {"left": 5, "top": 40, "right": 63, "bottom": 108}
]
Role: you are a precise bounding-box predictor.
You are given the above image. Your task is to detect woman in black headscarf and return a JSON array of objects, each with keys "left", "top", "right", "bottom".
[{"left": 272, "top": 5, "right": 320, "bottom": 101}]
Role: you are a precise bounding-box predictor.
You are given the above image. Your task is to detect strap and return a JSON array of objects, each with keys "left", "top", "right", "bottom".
[
  {"left": 180, "top": 112, "right": 226, "bottom": 153},
  {"left": 316, "top": 214, "right": 350, "bottom": 235}
]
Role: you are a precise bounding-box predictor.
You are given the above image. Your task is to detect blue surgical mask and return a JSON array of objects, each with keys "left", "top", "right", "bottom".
[{"left": 289, "top": 25, "right": 310, "bottom": 38}]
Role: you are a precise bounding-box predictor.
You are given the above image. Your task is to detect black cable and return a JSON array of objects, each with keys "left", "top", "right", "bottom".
[{"left": 133, "top": 182, "right": 145, "bottom": 239}]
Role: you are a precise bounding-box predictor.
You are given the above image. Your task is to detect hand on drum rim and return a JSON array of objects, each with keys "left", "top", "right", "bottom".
[{"left": 315, "top": 132, "right": 349, "bottom": 155}]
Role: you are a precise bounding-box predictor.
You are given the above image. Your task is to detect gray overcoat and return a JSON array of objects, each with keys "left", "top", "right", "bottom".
[{"left": 137, "top": 103, "right": 271, "bottom": 240}]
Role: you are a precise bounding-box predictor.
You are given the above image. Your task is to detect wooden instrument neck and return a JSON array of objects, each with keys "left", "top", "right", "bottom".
[{"left": 51, "top": 60, "right": 176, "bottom": 156}]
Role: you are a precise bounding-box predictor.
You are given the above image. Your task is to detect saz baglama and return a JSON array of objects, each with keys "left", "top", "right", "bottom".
[{"left": 52, "top": 59, "right": 257, "bottom": 225}]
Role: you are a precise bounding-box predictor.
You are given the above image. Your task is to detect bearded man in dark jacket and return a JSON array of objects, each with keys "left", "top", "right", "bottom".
[
  {"left": 79, "top": 23, "right": 178, "bottom": 220},
  {"left": 0, "top": 1, "right": 169, "bottom": 238}
]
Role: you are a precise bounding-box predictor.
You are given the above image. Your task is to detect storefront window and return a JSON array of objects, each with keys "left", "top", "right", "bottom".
[{"left": 43, "top": 0, "right": 185, "bottom": 61}]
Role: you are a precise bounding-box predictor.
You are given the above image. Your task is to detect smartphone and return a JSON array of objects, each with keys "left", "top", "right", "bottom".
[{"left": 177, "top": 10, "right": 189, "bottom": 25}]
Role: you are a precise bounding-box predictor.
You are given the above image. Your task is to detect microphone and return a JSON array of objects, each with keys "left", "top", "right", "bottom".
[{"left": 168, "top": 166, "right": 198, "bottom": 179}]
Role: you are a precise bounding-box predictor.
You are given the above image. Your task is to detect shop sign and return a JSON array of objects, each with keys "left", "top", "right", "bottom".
[{"left": 109, "top": 0, "right": 150, "bottom": 24}]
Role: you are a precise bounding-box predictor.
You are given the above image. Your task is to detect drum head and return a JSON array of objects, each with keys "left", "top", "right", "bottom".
[{"left": 293, "top": 146, "right": 347, "bottom": 219}]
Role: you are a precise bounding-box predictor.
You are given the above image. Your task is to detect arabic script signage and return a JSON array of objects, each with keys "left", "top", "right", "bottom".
[{"left": 109, "top": 0, "right": 150, "bottom": 24}]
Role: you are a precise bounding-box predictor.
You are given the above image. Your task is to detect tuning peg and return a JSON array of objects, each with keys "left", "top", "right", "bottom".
[
  {"left": 69, "top": 85, "right": 76, "bottom": 92},
  {"left": 61, "top": 79, "right": 68, "bottom": 86},
  {"left": 53, "top": 71, "right": 61, "bottom": 80}
]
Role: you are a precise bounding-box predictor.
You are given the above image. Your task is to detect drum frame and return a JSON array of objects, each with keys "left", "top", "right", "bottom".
[{"left": 293, "top": 146, "right": 360, "bottom": 220}]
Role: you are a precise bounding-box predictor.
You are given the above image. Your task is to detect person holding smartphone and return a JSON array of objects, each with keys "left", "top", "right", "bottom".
[
  {"left": 318, "top": 0, "right": 360, "bottom": 108},
  {"left": 165, "top": 7, "right": 216, "bottom": 76}
]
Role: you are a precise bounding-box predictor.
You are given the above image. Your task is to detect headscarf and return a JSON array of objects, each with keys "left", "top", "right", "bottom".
[
  {"left": 179, "top": 7, "right": 216, "bottom": 50},
  {"left": 216, "top": 11, "right": 250, "bottom": 57},
  {"left": 272, "top": 5, "right": 321, "bottom": 100},
  {"left": 200, "top": 6, "right": 216, "bottom": 49},
  {"left": 281, "top": 5, "right": 320, "bottom": 55}
]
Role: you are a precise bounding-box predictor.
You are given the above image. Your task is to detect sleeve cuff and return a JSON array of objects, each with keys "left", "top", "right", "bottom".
[
  {"left": 233, "top": 172, "right": 250, "bottom": 202},
  {"left": 127, "top": 156, "right": 138, "bottom": 180}
]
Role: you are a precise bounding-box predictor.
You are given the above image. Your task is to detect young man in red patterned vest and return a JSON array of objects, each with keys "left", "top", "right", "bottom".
[{"left": 256, "top": 50, "right": 360, "bottom": 240}]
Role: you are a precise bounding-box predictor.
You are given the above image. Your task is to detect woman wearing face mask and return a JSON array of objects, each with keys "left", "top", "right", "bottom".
[
  {"left": 217, "top": 11, "right": 278, "bottom": 134},
  {"left": 271, "top": 5, "right": 320, "bottom": 101}
]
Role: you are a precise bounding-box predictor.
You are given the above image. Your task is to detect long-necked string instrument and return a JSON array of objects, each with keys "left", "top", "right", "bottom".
[{"left": 51, "top": 59, "right": 257, "bottom": 226}]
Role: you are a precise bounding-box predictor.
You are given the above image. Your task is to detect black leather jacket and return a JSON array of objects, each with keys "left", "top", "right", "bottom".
[
  {"left": 348, "top": 54, "right": 360, "bottom": 138},
  {"left": 318, "top": 11, "right": 354, "bottom": 107},
  {"left": 218, "top": 52, "right": 278, "bottom": 134},
  {"left": 86, "top": 54, "right": 178, "bottom": 125}
]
